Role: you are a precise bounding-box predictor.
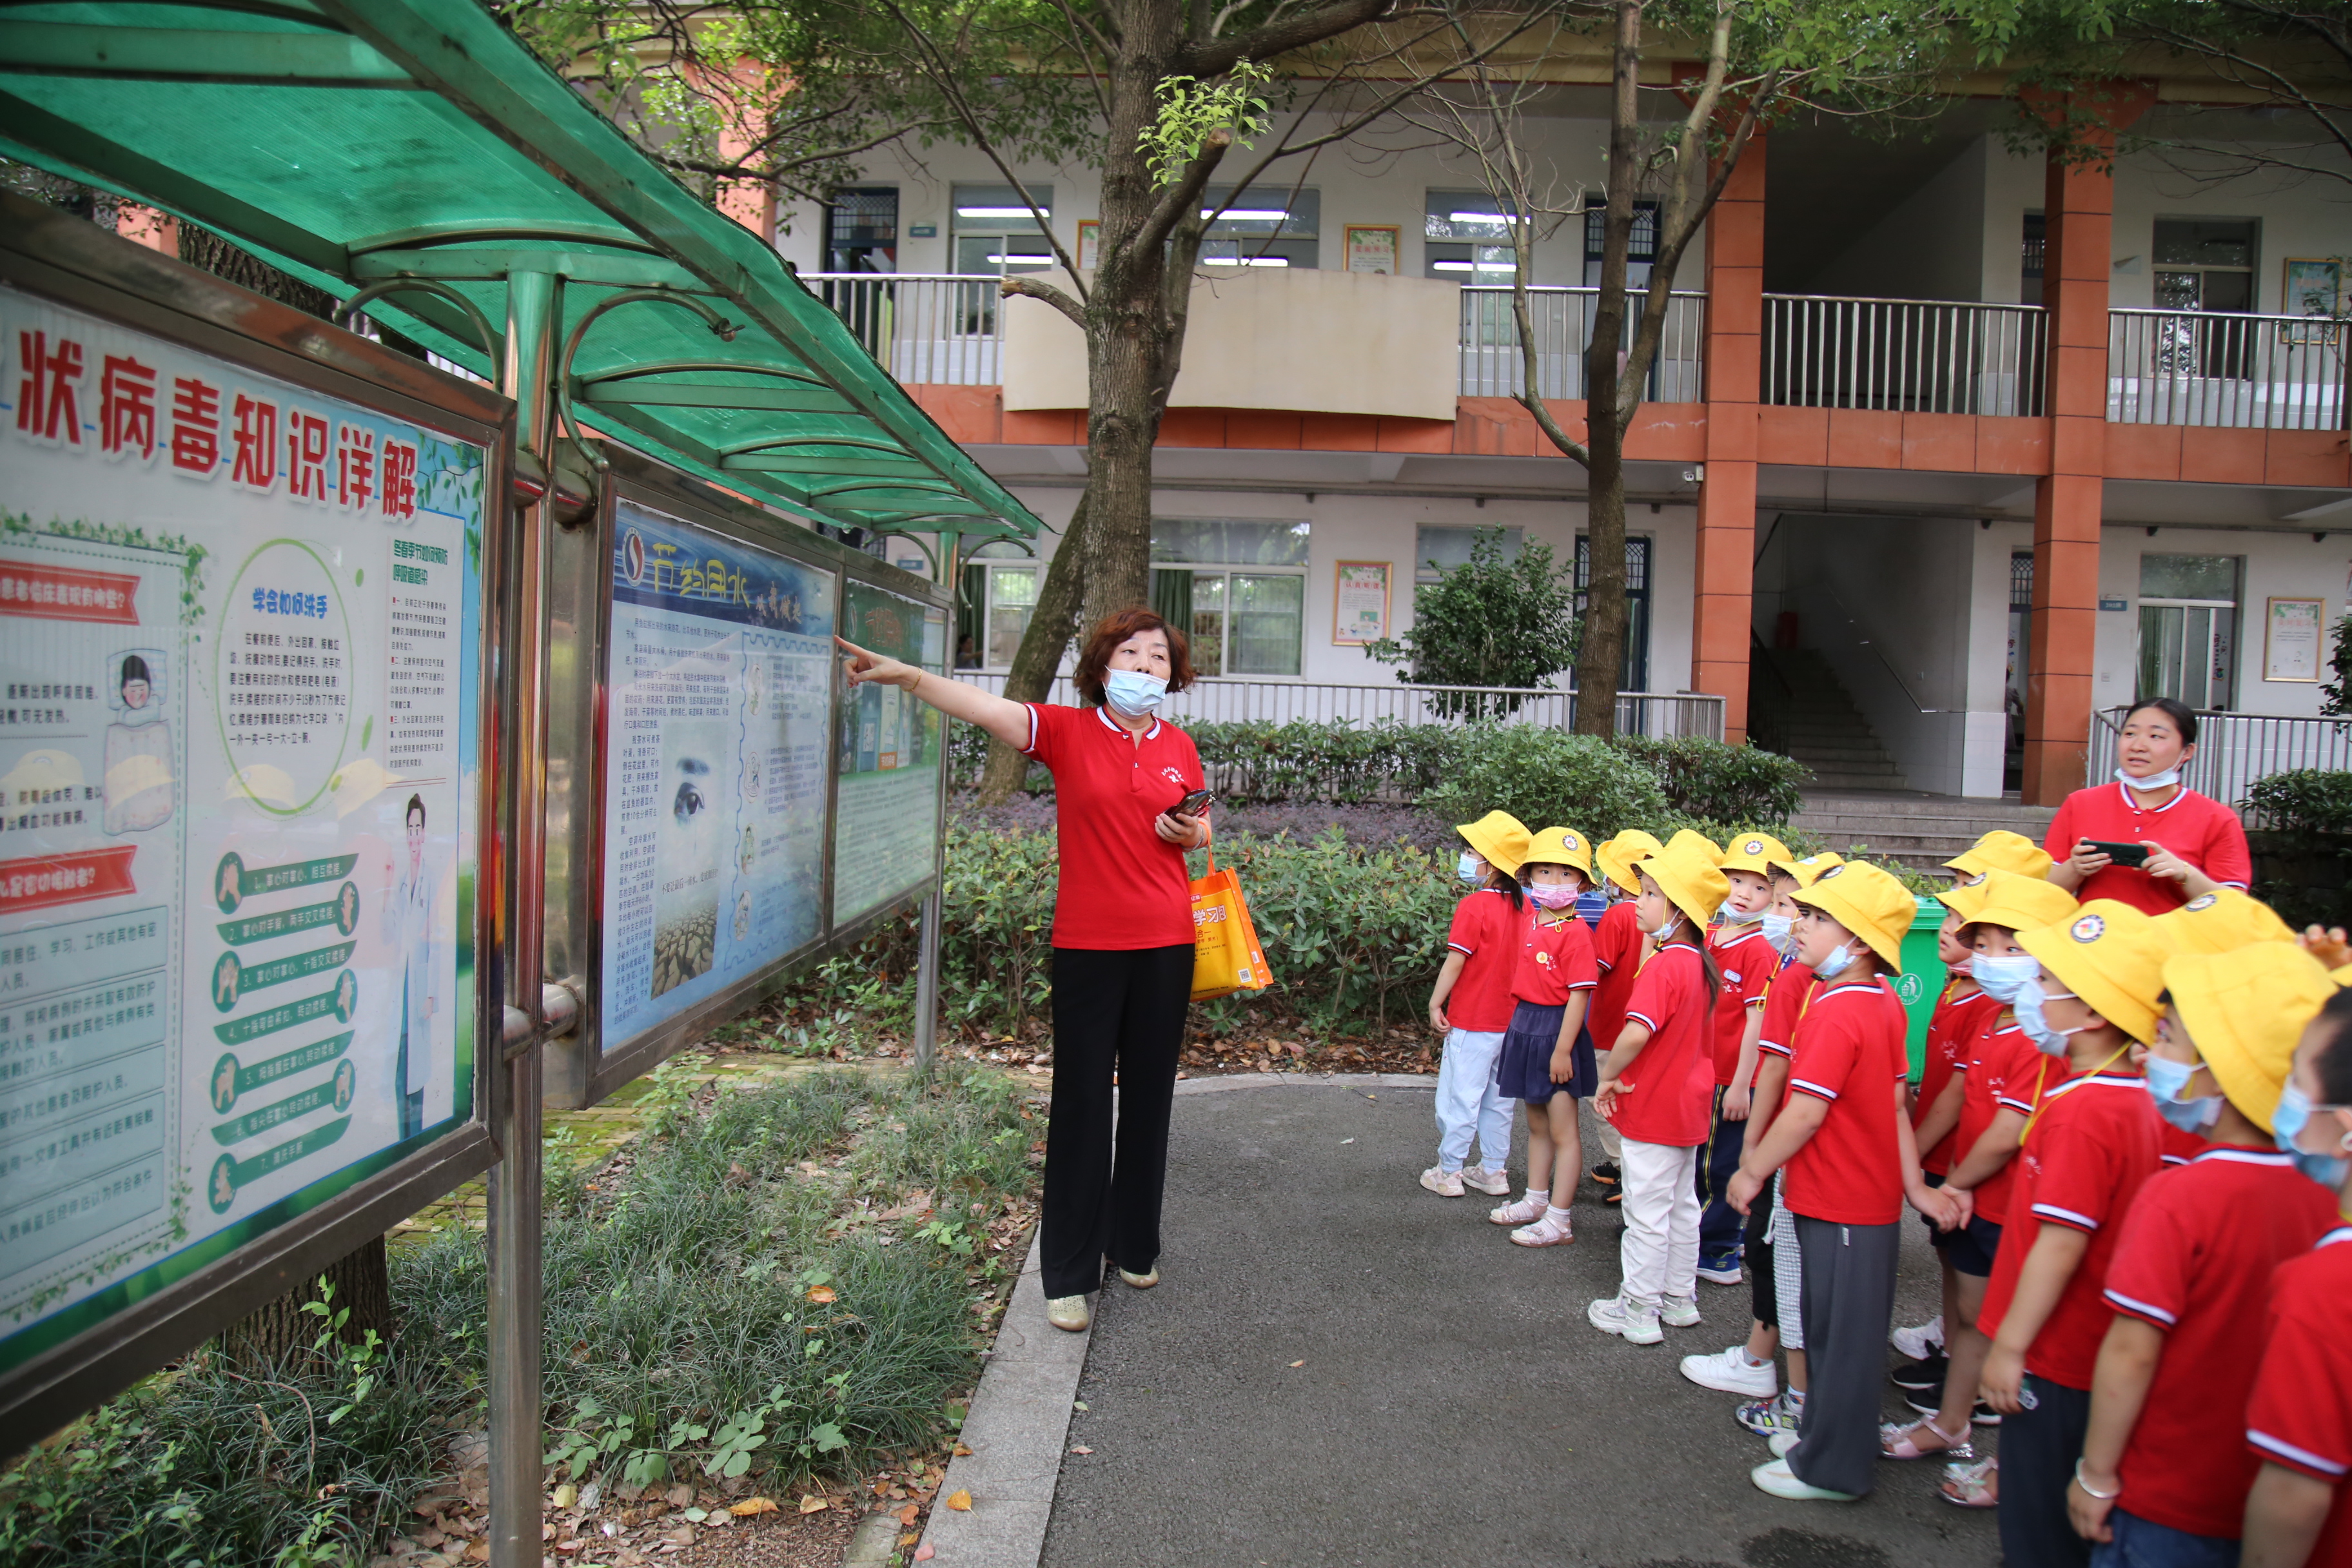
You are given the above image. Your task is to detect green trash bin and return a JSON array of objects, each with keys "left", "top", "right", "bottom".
[{"left": 1892, "top": 895, "right": 1952, "bottom": 1079}]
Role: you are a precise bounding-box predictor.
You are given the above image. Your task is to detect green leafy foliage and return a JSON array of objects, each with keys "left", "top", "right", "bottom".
[
  {"left": 1612, "top": 736, "right": 1811, "bottom": 825},
  {"left": 1422, "top": 727, "right": 1672, "bottom": 846},
  {"left": 2247, "top": 770, "right": 2352, "bottom": 835},
  {"left": 1363, "top": 527, "right": 1580, "bottom": 716},
  {"left": 2324, "top": 614, "right": 2352, "bottom": 717},
  {"left": 1188, "top": 719, "right": 1462, "bottom": 803},
  {"left": 1139, "top": 61, "right": 1272, "bottom": 186}
]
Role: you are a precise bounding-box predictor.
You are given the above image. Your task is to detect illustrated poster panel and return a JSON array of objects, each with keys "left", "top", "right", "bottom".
[
  {"left": 600, "top": 500, "right": 837, "bottom": 1050},
  {"left": 0, "top": 284, "right": 483, "bottom": 1372},
  {"left": 831, "top": 582, "right": 945, "bottom": 926}
]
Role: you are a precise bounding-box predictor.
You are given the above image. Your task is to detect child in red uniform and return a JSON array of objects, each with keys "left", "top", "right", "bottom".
[
  {"left": 1729, "top": 859, "right": 1958, "bottom": 1501},
  {"left": 1589, "top": 832, "right": 1727, "bottom": 1346},
  {"left": 1895, "top": 873, "right": 2081, "bottom": 1473},
  {"left": 1422, "top": 810, "right": 1531, "bottom": 1199},
  {"left": 2241, "top": 986, "right": 2352, "bottom": 1568},
  {"left": 2067, "top": 943, "right": 2342, "bottom": 1563},
  {"left": 1587, "top": 828, "right": 1663, "bottom": 1205},
  {"left": 1488, "top": 827, "right": 1600, "bottom": 1247},
  {"left": 1682, "top": 854, "right": 1841, "bottom": 1435},
  {"left": 1697, "top": 834, "right": 1787, "bottom": 1284},
  {"left": 1978, "top": 900, "right": 2173, "bottom": 1568}
]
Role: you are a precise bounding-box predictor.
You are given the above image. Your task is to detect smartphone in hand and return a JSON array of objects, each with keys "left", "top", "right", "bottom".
[
  {"left": 2082, "top": 839, "right": 2151, "bottom": 868},
  {"left": 1170, "top": 788, "right": 1216, "bottom": 819}
]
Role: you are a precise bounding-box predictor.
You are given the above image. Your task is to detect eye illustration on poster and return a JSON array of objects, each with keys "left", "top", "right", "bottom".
[
  {"left": 597, "top": 500, "right": 836, "bottom": 1052},
  {"left": 0, "top": 284, "right": 481, "bottom": 1376}
]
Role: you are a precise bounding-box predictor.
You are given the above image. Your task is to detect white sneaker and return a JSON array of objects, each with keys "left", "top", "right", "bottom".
[
  {"left": 1460, "top": 1164, "right": 1512, "bottom": 1197},
  {"left": 1680, "top": 1344, "right": 1778, "bottom": 1398},
  {"left": 1768, "top": 1431, "right": 1801, "bottom": 1458},
  {"left": 1588, "top": 1295, "right": 1663, "bottom": 1346},
  {"left": 1750, "top": 1457, "right": 1857, "bottom": 1502},
  {"left": 1489, "top": 1195, "right": 1548, "bottom": 1226},
  {"left": 1509, "top": 1212, "right": 1574, "bottom": 1248},
  {"left": 1890, "top": 1313, "right": 1945, "bottom": 1362},
  {"left": 1418, "top": 1166, "right": 1465, "bottom": 1197},
  {"left": 1659, "top": 1295, "right": 1701, "bottom": 1328},
  {"left": 1695, "top": 1258, "right": 1746, "bottom": 1286}
]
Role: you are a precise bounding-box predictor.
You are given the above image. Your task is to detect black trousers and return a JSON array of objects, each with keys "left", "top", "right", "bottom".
[
  {"left": 1041, "top": 944, "right": 1194, "bottom": 1298},
  {"left": 2001, "top": 1373, "right": 2095, "bottom": 1568},
  {"left": 1788, "top": 1214, "right": 1901, "bottom": 1497},
  {"left": 1746, "top": 1169, "right": 1778, "bottom": 1328},
  {"left": 1696, "top": 1084, "right": 1747, "bottom": 1260}
]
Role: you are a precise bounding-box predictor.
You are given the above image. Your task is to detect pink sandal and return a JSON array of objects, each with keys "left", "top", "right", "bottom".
[
  {"left": 1489, "top": 1195, "right": 1548, "bottom": 1226},
  {"left": 1939, "top": 1456, "right": 1997, "bottom": 1509},
  {"left": 1509, "top": 1213, "right": 1574, "bottom": 1247},
  {"left": 1881, "top": 1415, "right": 1974, "bottom": 1461}
]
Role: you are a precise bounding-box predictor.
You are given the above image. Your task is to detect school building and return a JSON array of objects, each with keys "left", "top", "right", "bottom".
[{"left": 755, "top": 61, "right": 2351, "bottom": 808}]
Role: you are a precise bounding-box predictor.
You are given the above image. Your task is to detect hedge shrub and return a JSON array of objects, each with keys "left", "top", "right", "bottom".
[
  {"left": 1422, "top": 726, "right": 1672, "bottom": 845},
  {"left": 2246, "top": 769, "right": 2352, "bottom": 834},
  {"left": 1614, "top": 734, "right": 1810, "bottom": 826}
]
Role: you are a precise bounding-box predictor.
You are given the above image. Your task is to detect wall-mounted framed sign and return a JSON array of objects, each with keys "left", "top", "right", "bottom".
[
  {"left": 1077, "top": 220, "right": 1101, "bottom": 271},
  {"left": 2265, "top": 596, "right": 2326, "bottom": 682},
  {"left": 1344, "top": 226, "right": 1400, "bottom": 275},
  {"left": 1332, "top": 561, "right": 1393, "bottom": 645}
]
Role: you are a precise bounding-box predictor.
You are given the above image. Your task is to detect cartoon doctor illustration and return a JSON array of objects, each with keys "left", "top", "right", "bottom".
[{"left": 382, "top": 792, "right": 440, "bottom": 1140}]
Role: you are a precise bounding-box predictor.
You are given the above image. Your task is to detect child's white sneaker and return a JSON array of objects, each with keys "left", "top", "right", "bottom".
[
  {"left": 1418, "top": 1166, "right": 1465, "bottom": 1197},
  {"left": 1681, "top": 1344, "right": 1778, "bottom": 1397},
  {"left": 1488, "top": 1194, "right": 1547, "bottom": 1226},
  {"left": 1659, "top": 1295, "right": 1702, "bottom": 1329},
  {"left": 1890, "top": 1313, "right": 1945, "bottom": 1361},
  {"left": 1509, "top": 1212, "right": 1574, "bottom": 1247},
  {"left": 1460, "top": 1164, "right": 1511, "bottom": 1197},
  {"left": 1587, "top": 1295, "right": 1663, "bottom": 1345}
]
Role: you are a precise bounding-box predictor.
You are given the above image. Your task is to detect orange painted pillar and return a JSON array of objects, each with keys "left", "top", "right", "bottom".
[
  {"left": 1693, "top": 134, "right": 1765, "bottom": 743},
  {"left": 2022, "top": 89, "right": 2149, "bottom": 805}
]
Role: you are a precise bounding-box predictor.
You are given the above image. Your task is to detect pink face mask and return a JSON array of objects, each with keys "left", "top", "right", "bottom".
[{"left": 1527, "top": 882, "right": 1580, "bottom": 910}]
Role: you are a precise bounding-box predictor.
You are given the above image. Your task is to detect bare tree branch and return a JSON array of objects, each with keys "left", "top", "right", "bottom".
[
  {"left": 1176, "top": 0, "right": 1395, "bottom": 79},
  {"left": 1001, "top": 274, "right": 1090, "bottom": 326}
]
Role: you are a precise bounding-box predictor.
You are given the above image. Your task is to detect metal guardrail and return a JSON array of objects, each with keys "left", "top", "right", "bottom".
[
  {"left": 2089, "top": 705, "right": 2352, "bottom": 823},
  {"left": 799, "top": 272, "right": 1008, "bottom": 386},
  {"left": 1762, "top": 294, "right": 2048, "bottom": 416},
  {"left": 1458, "top": 287, "right": 1706, "bottom": 402},
  {"left": 961, "top": 671, "right": 1725, "bottom": 738},
  {"left": 2106, "top": 309, "right": 2347, "bottom": 429}
]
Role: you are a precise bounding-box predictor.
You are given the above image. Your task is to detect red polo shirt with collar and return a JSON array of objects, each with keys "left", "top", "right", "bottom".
[
  {"left": 2245, "top": 1226, "right": 2352, "bottom": 1568},
  {"left": 1781, "top": 978, "right": 1912, "bottom": 1226},
  {"left": 2044, "top": 781, "right": 2252, "bottom": 915},
  {"left": 1021, "top": 702, "right": 1202, "bottom": 950}
]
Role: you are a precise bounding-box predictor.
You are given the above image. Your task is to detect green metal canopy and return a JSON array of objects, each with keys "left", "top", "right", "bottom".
[{"left": 0, "top": 0, "right": 1039, "bottom": 543}]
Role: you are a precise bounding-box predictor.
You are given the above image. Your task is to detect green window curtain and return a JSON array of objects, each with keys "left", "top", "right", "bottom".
[
  {"left": 956, "top": 564, "right": 987, "bottom": 668},
  {"left": 1152, "top": 567, "right": 1193, "bottom": 644}
]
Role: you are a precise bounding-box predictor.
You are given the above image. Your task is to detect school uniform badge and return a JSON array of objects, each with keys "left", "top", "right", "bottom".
[{"left": 2071, "top": 914, "right": 2106, "bottom": 943}]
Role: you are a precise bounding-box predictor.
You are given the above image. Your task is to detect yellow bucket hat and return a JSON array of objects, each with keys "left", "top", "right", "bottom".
[
  {"left": 2015, "top": 899, "right": 2177, "bottom": 1045},
  {"left": 1936, "top": 871, "right": 1994, "bottom": 924},
  {"left": 1639, "top": 836, "right": 1730, "bottom": 931},
  {"left": 1596, "top": 829, "right": 1664, "bottom": 896},
  {"left": 1966, "top": 870, "right": 2080, "bottom": 935},
  {"left": 1719, "top": 832, "right": 1792, "bottom": 878},
  {"left": 1456, "top": 810, "right": 1532, "bottom": 877},
  {"left": 1945, "top": 829, "right": 2054, "bottom": 881},
  {"left": 1790, "top": 861, "right": 1917, "bottom": 969},
  {"left": 1524, "top": 826, "right": 1595, "bottom": 881},
  {"left": 2162, "top": 942, "right": 2339, "bottom": 1133},
  {"left": 2151, "top": 888, "right": 2298, "bottom": 956},
  {"left": 1658, "top": 828, "right": 1725, "bottom": 867},
  {"left": 1772, "top": 850, "right": 1845, "bottom": 888}
]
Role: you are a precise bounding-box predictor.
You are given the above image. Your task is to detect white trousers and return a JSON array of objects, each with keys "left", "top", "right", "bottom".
[
  {"left": 1435, "top": 1027, "right": 1512, "bottom": 1172},
  {"left": 1617, "top": 1137, "right": 1701, "bottom": 1311}
]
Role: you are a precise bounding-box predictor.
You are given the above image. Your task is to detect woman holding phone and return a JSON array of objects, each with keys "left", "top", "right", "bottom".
[
  {"left": 2042, "top": 696, "right": 2251, "bottom": 914},
  {"left": 836, "top": 607, "right": 1210, "bottom": 1334}
]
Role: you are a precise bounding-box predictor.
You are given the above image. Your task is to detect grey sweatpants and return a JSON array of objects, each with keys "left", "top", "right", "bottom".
[{"left": 1787, "top": 1213, "right": 1900, "bottom": 1496}]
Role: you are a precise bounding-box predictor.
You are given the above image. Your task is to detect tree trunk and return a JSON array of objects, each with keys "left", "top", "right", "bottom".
[
  {"left": 217, "top": 1234, "right": 391, "bottom": 1367},
  {"left": 975, "top": 489, "right": 1093, "bottom": 803},
  {"left": 1571, "top": 0, "right": 1643, "bottom": 740}
]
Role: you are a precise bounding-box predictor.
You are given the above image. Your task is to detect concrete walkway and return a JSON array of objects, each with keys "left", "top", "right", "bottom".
[{"left": 1042, "top": 1079, "right": 1997, "bottom": 1568}]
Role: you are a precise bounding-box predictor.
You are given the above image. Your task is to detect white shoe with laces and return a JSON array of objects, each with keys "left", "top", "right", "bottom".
[
  {"left": 1658, "top": 1295, "right": 1701, "bottom": 1328},
  {"left": 1587, "top": 1295, "right": 1663, "bottom": 1345},
  {"left": 1890, "top": 1313, "right": 1945, "bottom": 1362},
  {"left": 1680, "top": 1344, "right": 1778, "bottom": 1397},
  {"left": 1460, "top": 1164, "right": 1512, "bottom": 1197}
]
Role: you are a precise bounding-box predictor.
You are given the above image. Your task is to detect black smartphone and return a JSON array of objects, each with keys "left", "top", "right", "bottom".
[
  {"left": 1170, "top": 788, "right": 1215, "bottom": 818},
  {"left": 2082, "top": 839, "right": 2150, "bottom": 868}
]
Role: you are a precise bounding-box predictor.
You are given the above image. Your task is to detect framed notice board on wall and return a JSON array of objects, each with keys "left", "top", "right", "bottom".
[
  {"left": 2265, "top": 596, "right": 2326, "bottom": 682},
  {"left": 1332, "top": 561, "right": 1391, "bottom": 645}
]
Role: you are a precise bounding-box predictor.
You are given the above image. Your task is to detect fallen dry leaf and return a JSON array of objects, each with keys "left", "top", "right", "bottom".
[
  {"left": 945, "top": 1490, "right": 972, "bottom": 1512},
  {"left": 807, "top": 1285, "right": 838, "bottom": 1304},
  {"left": 1069, "top": 1446, "right": 1093, "bottom": 1455},
  {"left": 952, "top": 1442, "right": 974, "bottom": 1457},
  {"left": 914, "top": 1545, "right": 936, "bottom": 1562},
  {"left": 797, "top": 1494, "right": 828, "bottom": 1514},
  {"left": 730, "top": 1496, "right": 779, "bottom": 1517},
  {"left": 1289, "top": 1360, "right": 1305, "bottom": 1368},
  {"left": 894, "top": 1503, "right": 921, "bottom": 1527}
]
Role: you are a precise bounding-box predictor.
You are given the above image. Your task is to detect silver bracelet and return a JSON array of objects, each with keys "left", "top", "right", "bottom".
[{"left": 2072, "top": 1460, "right": 2120, "bottom": 1501}]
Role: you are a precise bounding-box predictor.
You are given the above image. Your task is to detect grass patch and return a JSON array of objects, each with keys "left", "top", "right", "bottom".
[{"left": 1, "top": 1063, "right": 1039, "bottom": 1567}]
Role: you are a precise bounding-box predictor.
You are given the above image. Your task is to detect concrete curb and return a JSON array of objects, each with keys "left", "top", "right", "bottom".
[
  {"left": 843, "top": 1508, "right": 904, "bottom": 1565},
  {"left": 913, "top": 1231, "right": 1091, "bottom": 1566},
  {"left": 1173, "top": 1070, "right": 1436, "bottom": 1096}
]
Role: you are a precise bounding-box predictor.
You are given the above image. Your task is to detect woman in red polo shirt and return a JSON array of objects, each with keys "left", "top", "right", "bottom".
[
  {"left": 838, "top": 607, "right": 1210, "bottom": 1335},
  {"left": 2044, "top": 697, "right": 2251, "bottom": 916}
]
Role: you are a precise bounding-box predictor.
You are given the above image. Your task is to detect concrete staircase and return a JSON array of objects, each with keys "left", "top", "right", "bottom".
[
  {"left": 1789, "top": 793, "right": 2059, "bottom": 877},
  {"left": 1756, "top": 648, "right": 1910, "bottom": 791}
]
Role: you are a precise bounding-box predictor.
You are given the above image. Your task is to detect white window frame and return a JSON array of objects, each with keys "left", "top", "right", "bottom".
[{"left": 1155, "top": 564, "right": 1310, "bottom": 678}]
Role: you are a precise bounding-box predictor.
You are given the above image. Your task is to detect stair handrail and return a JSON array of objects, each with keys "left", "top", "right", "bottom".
[{"left": 1817, "top": 584, "right": 1948, "bottom": 714}]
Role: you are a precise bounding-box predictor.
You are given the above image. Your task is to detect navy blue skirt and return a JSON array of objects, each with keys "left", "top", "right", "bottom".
[{"left": 1494, "top": 999, "right": 1597, "bottom": 1103}]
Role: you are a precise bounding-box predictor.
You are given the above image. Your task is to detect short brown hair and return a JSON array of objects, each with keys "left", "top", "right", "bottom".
[{"left": 1072, "top": 607, "right": 1193, "bottom": 707}]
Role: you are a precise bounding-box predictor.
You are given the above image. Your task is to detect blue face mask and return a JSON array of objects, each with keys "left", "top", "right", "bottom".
[
  {"left": 1457, "top": 852, "right": 1486, "bottom": 885},
  {"left": 1970, "top": 953, "right": 2040, "bottom": 1002},
  {"left": 2015, "top": 977, "right": 2084, "bottom": 1057},
  {"left": 1759, "top": 912, "right": 1795, "bottom": 957},
  {"left": 2274, "top": 1084, "right": 2351, "bottom": 1190},
  {"left": 1103, "top": 668, "right": 1167, "bottom": 718},
  {"left": 2144, "top": 1054, "right": 2222, "bottom": 1133}
]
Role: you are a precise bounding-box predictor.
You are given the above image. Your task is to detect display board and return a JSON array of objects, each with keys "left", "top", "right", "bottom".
[
  {"left": 0, "top": 281, "right": 486, "bottom": 1378},
  {"left": 598, "top": 500, "right": 838, "bottom": 1051},
  {"left": 831, "top": 582, "right": 946, "bottom": 926}
]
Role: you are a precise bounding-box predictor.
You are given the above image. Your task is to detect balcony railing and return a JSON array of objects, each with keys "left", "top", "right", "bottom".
[
  {"left": 2107, "top": 309, "right": 2347, "bottom": 429},
  {"left": 1762, "top": 295, "right": 2048, "bottom": 416},
  {"left": 2090, "top": 705, "right": 2352, "bottom": 823},
  {"left": 799, "top": 273, "right": 1006, "bottom": 385},
  {"left": 962, "top": 671, "right": 1724, "bottom": 739},
  {"left": 1457, "top": 288, "right": 1707, "bottom": 402}
]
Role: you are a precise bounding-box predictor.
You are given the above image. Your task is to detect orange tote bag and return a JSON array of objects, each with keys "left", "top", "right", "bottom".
[{"left": 1189, "top": 849, "right": 1273, "bottom": 1002}]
